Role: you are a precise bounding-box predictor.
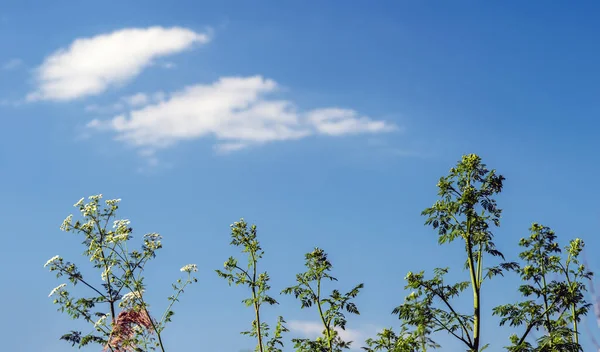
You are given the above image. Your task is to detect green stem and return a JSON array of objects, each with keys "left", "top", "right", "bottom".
[
  {"left": 148, "top": 313, "right": 167, "bottom": 352},
  {"left": 58, "top": 266, "right": 107, "bottom": 299},
  {"left": 539, "top": 247, "right": 552, "bottom": 334},
  {"left": 516, "top": 298, "right": 559, "bottom": 346},
  {"left": 159, "top": 274, "right": 193, "bottom": 331},
  {"left": 563, "top": 254, "right": 579, "bottom": 345},
  {"left": 572, "top": 304, "right": 578, "bottom": 345},
  {"left": 316, "top": 277, "right": 333, "bottom": 352},
  {"left": 421, "top": 280, "right": 472, "bottom": 346},
  {"left": 466, "top": 175, "right": 481, "bottom": 352},
  {"left": 250, "top": 251, "right": 264, "bottom": 352},
  {"left": 114, "top": 250, "right": 167, "bottom": 352},
  {"left": 92, "top": 214, "right": 117, "bottom": 323},
  {"left": 429, "top": 313, "right": 470, "bottom": 346},
  {"left": 465, "top": 224, "right": 480, "bottom": 352}
]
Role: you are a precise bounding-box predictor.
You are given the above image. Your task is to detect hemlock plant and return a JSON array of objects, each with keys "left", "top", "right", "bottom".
[
  {"left": 44, "top": 195, "right": 197, "bottom": 352},
  {"left": 45, "top": 154, "right": 594, "bottom": 351}
]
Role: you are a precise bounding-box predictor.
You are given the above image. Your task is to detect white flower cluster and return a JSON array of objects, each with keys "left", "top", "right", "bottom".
[
  {"left": 81, "top": 194, "right": 103, "bottom": 216},
  {"left": 94, "top": 314, "right": 109, "bottom": 330},
  {"left": 180, "top": 264, "right": 198, "bottom": 273},
  {"left": 120, "top": 290, "right": 144, "bottom": 308},
  {"left": 105, "top": 219, "right": 132, "bottom": 243},
  {"left": 48, "top": 283, "right": 67, "bottom": 297},
  {"left": 113, "top": 219, "right": 131, "bottom": 229},
  {"left": 108, "top": 232, "right": 129, "bottom": 243},
  {"left": 144, "top": 233, "right": 163, "bottom": 251},
  {"left": 89, "top": 240, "right": 103, "bottom": 261},
  {"left": 122, "top": 290, "right": 144, "bottom": 301},
  {"left": 105, "top": 198, "right": 122, "bottom": 206},
  {"left": 78, "top": 219, "right": 95, "bottom": 233},
  {"left": 60, "top": 214, "right": 73, "bottom": 231},
  {"left": 145, "top": 233, "right": 161, "bottom": 239},
  {"left": 101, "top": 265, "right": 112, "bottom": 281},
  {"left": 44, "top": 255, "right": 62, "bottom": 268},
  {"left": 230, "top": 218, "right": 245, "bottom": 228},
  {"left": 74, "top": 197, "right": 85, "bottom": 207}
]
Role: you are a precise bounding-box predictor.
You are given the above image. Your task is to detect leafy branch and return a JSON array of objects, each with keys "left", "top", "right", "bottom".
[
  {"left": 282, "top": 247, "right": 363, "bottom": 352},
  {"left": 216, "top": 218, "right": 286, "bottom": 352}
]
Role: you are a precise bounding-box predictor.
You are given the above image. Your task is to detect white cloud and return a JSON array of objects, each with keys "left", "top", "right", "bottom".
[
  {"left": 84, "top": 102, "right": 124, "bottom": 113},
  {"left": 152, "top": 91, "right": 166, "bottom": 102},
  {"left": 123, "top": 93, "right": 149, "bottom": 107},
  {"left": 84, "top": 91, "right": 166, "bottom": 114},
  {"left": 2, "top": 58, "right": 22, "bottom": 70},
  {"left": 27, "top": 26, "right": 210, "bottom": 102},
  {"left": 87, "top": 76, "right": 396, "bottom": 154},
  {"left": 288, "top": 320, "right": 365, "bottom": 345},
  {"left": 307, "top": 108, "right": 396, "bottom": 136},
  {"left": 214, "top": 142, "right": 251, "bottom": 153}
]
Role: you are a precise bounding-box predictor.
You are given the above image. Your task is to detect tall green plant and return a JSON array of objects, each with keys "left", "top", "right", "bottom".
[
  {"left": 362, "top": 326, "right": 438, "bottom": 352},
  {"left": 216, "top": 219, "right": 287, "bottom": 352},
  {"left": 282, "top": 247, "right": 363, "bottom": 352},
  {"left": 394, "top": 154, "right": 516, "bottom": 352},
  {"left": 393, "top": 268, "right": 468, "bottom": 351},
  {"left": 493, "top": 223, "right": 592, "bottom": 351},
  {"left": 44, "top": 195, "right": 197, "bottom": 352}
]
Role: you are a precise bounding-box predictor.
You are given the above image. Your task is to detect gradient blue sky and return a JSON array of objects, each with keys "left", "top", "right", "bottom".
[{"left": 1, "top": 1, "right": 599, "bottom": 351}]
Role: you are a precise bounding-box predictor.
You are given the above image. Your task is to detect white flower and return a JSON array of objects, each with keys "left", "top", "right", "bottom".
[
  {"left": 79, "top": 219, "right": 94, "bottom": 233},
  {"left": 74, "top": 197, "right": 85, "bottom": 207},
  {"left": 112, "top": 233, "right": 129, "bottom": 242},
  {"left": 105, "top": 198, "right": 122, "bottom": 206},
  {"left": 101, "top": 266, "right": 112, "bottom": 281},
  {"left": 144, "top": 233, "right": 162, "bottom": 241},
  {"left": 121, "top": 290, "right": 144, "bottom": 301},
  {"left": 144, "top": 233, "right": 163, "bottom": 250},
  {"left": 49, "top": 283, "right": 67, "bottom": 297},
  {"left": 60, "top": 215, "right": 73, "bottom": 231},
  {"left": 120, "top": 290, "right": 144, "bottom": 308},
  {"left": 94, "top": 314, "right": 109, "bottom": 329},
  {"left": 113, "top": 219, "right": 131, "bottom": 229},
  {"left": 82, "top": 204, "right": 96, "bottom": 216},
  {"left": 180, "top": 264, "right": 198, "bottom": 273},
  {"left": 44, "top": 255, "right": 61, "bottom": 268}
]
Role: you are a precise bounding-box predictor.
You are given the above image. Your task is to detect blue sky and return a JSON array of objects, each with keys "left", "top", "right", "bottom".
[{"left": 1, "top": 1, "right": 599, "bottom": 351}]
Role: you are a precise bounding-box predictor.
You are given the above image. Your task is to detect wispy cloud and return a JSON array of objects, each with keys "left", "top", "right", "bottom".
[
  {"left": 84, "top": 102, "right": 124, "bottom": 114},
  {"left": 27, "top": 26, "right": 210, "bottom": 102},
  {"left": 87, "top": 76, "right": 397, "bottom": 154},
  {"left": 85, "top": 92, "right": 166, "bottom": 114},
  {"left": 122, "top": 92, "right": 150, "bottom": 107},
  {"left": 307, "top": 108, "right": 395, "bottom": 136},
  {"left": 288, "top": 320, "right": 374, "bottom": 350},
  {"left": 2, "top": 58, "right": 23, "bottom": 70}
]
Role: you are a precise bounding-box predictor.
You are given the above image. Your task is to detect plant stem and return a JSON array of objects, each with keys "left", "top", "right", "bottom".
[
  {"left": 316, "top": 277, "right": 333, "bottom": 352},
  {"left": 563, "top": 254, "right": 579, "bottom": 346},
  {"left": 250, "top": 251, "right": 264, "bottom": 352},
  {"left": 93, "top": 214, "right": 117, "bottom": 322},
  {"left": 466, "top": 222, "right": 480, "bottom": 351},
  {"left": 538, "top": 246, "right": 554, "bottom": 349},
  {"left": 465, "top": 173, "right": 480, "bottom": 352},
  {"left": 159, "top": 275, "right": 193, "bottom": 331}
]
